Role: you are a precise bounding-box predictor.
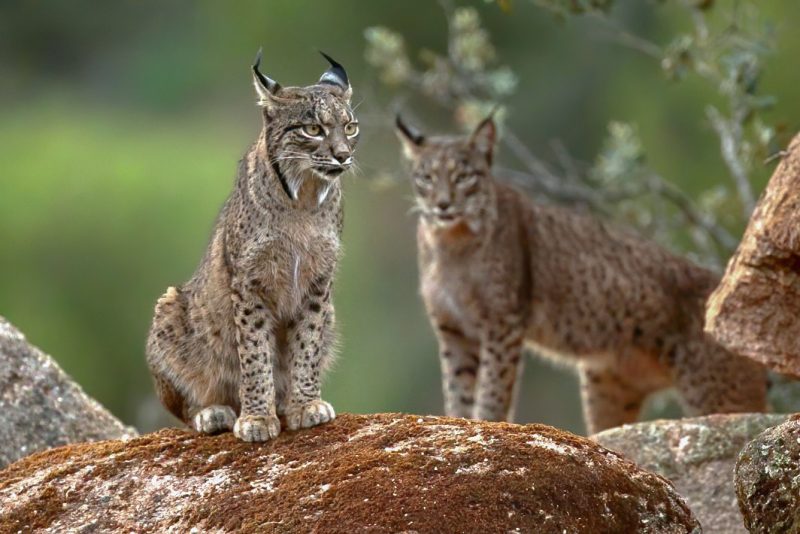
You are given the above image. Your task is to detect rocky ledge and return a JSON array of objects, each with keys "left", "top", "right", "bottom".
[{"left": 0, "top": 413, "right": 700, "bottom": 533}]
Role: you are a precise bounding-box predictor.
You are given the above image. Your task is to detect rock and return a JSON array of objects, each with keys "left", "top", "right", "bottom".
[
  {"left": 735, "top": 415, "right": 800, "bottom": 533},
  {"left": 593, "top": 413, "right": 791, "bottom": 534},
  {"left": 0, "top": 413, "right": 700, "bottom": 533},
  {"left": 0, "top": 316, "right": 137, "bottom": 468},
  {"left": 706, "top": 133, "right": 800, "bottom": 376}
]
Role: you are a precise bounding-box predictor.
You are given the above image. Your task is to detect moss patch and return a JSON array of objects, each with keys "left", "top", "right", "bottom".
[{"left": 0, "top": 413, "right": 699, "bottom": 533}]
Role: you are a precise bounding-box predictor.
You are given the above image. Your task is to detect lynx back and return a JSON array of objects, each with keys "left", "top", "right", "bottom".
[{"left": 397, "top": 115, "right": 766, "bottom": 433}]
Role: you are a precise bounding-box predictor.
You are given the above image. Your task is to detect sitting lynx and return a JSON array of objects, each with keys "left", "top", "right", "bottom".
[
  {"left": 146, "top": 52, "right": 359, "bottom": 441},
  {"left": 396, "top": 114, "right": 767, "bottom": 434}
]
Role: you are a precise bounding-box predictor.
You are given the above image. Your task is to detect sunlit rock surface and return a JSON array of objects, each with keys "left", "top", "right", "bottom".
[{"left": 706, "top": 133, "right": 800, "bottom": 376}]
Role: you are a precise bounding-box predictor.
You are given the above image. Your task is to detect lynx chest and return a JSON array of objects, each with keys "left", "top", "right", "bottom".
[
  {"left": 420, "top": 252, "right": 487, "bottom": 334},
  {"left": 248, "top": 204, "right": 342, "bottom": 316}
]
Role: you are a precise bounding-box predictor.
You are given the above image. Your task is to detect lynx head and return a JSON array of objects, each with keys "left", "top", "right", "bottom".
[
  {"left": 252, "top": 49, "right": 359, "bottom": 199},
  {"left": 396, "top": 115, "right": 496, "bottom": 231}
]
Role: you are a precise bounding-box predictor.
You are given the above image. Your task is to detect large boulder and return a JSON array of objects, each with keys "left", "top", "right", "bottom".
[
  {"left": 0, "top": 316, "right": 137, "bottom": 468},
  {"left": 594, "top": 413, "right": 791, "bottom": 534},
  {"left": 705, "top": 133, "right": 800, "bottom": 376},
  {"left": 735, "top": 415, "right": 800, "bottom": 533},
  {"left": 0, "top": 413, "right": 700, "bottom": 533}
]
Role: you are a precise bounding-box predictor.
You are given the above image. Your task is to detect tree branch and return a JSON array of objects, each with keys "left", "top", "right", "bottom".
[{"left": 707, "top": 106, "right": 757, "bottom": 218}]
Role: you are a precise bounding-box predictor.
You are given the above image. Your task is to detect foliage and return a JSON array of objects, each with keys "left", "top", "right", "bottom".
[
  {"left": 4, "top": 1, "right": 799, "bottom": 433},
  {"left": 365, "top": 0, "right": 784, "bottom": 267}
]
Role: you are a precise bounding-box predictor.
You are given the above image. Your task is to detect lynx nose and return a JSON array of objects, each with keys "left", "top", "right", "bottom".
[
  {"left": 333, "top": 150, "right": 351, "bottom": 165},
  {"left": 436, "top": 200, "right": 451, "bottom": 212}
]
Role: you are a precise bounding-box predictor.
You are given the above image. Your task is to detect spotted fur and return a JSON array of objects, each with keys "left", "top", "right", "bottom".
[
  {"left": 397, "top": 116, "right": 767, "bottom": 434},
  {"left": 146, "top": 53, "right": 359, "bottom": 442}
]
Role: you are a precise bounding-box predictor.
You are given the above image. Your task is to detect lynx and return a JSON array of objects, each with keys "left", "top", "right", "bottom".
[
  {"left": 146, "top": 51, "right": 359, "bottom": 442},
  {"left": 396, "top": 115, "right": 767, "bottom": 434}
]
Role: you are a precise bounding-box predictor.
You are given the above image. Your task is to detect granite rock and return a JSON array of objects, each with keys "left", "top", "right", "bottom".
[
  {"left": 594, "top": 413, "right": 791, "bottom": 533},
  {"left": 0, "top": 316, "right": 136, "bottom": 468},
  {"left": 735, "top": 415, "right": 800, "bottom": 533}
]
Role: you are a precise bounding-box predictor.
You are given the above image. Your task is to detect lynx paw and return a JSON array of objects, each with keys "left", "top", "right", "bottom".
[
  {"left": 193, "top": 405, "right": 237, "bottom": 434},
  {"left": 233, "top": 414, "right": 281, "bottom": 442},
  {"left": 285, "top": 400, "right": 336, "bottom": 431}
]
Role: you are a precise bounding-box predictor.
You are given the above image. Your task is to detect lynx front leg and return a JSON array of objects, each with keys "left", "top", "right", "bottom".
[
  {"left": 434, "top": 323, "right": 479, "bottom": 418},
  {"left": 474, "top": 319, "right": 525, "bottom": 422},
  {"left": 579, "top": 364, "right": 647, "bottom": 435},
  {"left": 230, "top": 280, "right": 281, "bottom": 442},
  {"left": 283, "top": 279, "right": 337, "bottom": 431}
]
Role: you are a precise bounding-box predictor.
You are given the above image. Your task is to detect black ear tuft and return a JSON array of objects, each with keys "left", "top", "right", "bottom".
[
  {"left": 469, "top": 114, "right": 497, "bottom": 164},
  {"left": 395, "top": 114, "right": 426, "bottom": 160},
  {"left": 252, "top": 47, "right": 280, "bottom": 95},
  {"left": 395, "top": 114, "right": 425, "bottom": 146},
  {"left": 318, "top": 51, "right": 350, "bottom": 90}
]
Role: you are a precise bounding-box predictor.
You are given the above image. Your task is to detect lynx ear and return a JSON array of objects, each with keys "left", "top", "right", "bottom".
[
  {"left": 252, "top": 47, "right": 281, "bottom": 106},
  {"left": 469, "top": 116, "right": 497, "bottom": 164},
  {"left": 395, "top": 114, "right": 425, "bottom": 160},
  {"left": 318, "top": 51, "right": 352, "bottom": 102}
]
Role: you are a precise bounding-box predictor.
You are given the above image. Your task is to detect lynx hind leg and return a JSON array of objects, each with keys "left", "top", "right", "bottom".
[
  {"left": 150, "top": 369, "right": 189, "bottom": 424},
  {"left": 672, "top": 337, "right": 768, "bottom": 416},
  {"left": 146, "top": 287, "right": 193, "bottom": 423},
  {"left": 579, "top": 364, "right": 649, "bottom": 435},
  {"left": 190, "top": 405, "right": 237, "bottom": 434},
  {"left": 147, "top": 286, "right": 190, "bottom": 369},
  {"left": 152, "top": 368, "right": 237, "bottom": 434},
  {"left": 148, "top": 286, "right": 238, "bottom": 432}
]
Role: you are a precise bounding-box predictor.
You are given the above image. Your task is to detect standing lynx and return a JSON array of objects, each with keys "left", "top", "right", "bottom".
[
  {"left": 396, "top": 115, "right": 767, "bottom": 434},
  {"left": 146, "top": 51, "right": 359, "bottom": 442}
]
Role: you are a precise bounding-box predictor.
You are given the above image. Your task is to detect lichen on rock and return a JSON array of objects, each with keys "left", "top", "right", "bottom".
[
  {"left": 735, "top": 415, "right": 800, "bottom": 533},
  {"left": 0, "top": 413, "right": 700, "bottom": 533},
  {"left": 594, "top": 413, "right": 792, "bottom": 534}
]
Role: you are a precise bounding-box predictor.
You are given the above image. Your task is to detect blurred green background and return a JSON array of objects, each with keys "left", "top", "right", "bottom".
[{"left": 1, "top": 1, "right": 798, "bottom": 435}]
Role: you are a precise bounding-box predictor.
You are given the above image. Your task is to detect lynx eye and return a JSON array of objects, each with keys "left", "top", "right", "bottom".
[
  {"left": 344, "top": 122, "right": 359, "bottom": 137},
  {"left": 416, "top": 173, "right": 433, "bottom": 186},
  {"left": 302, "top": 124, "right": 323, "bottom": 138},
  {"left": 454, "top": 173, "right": 475, "bottom": 184}
]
